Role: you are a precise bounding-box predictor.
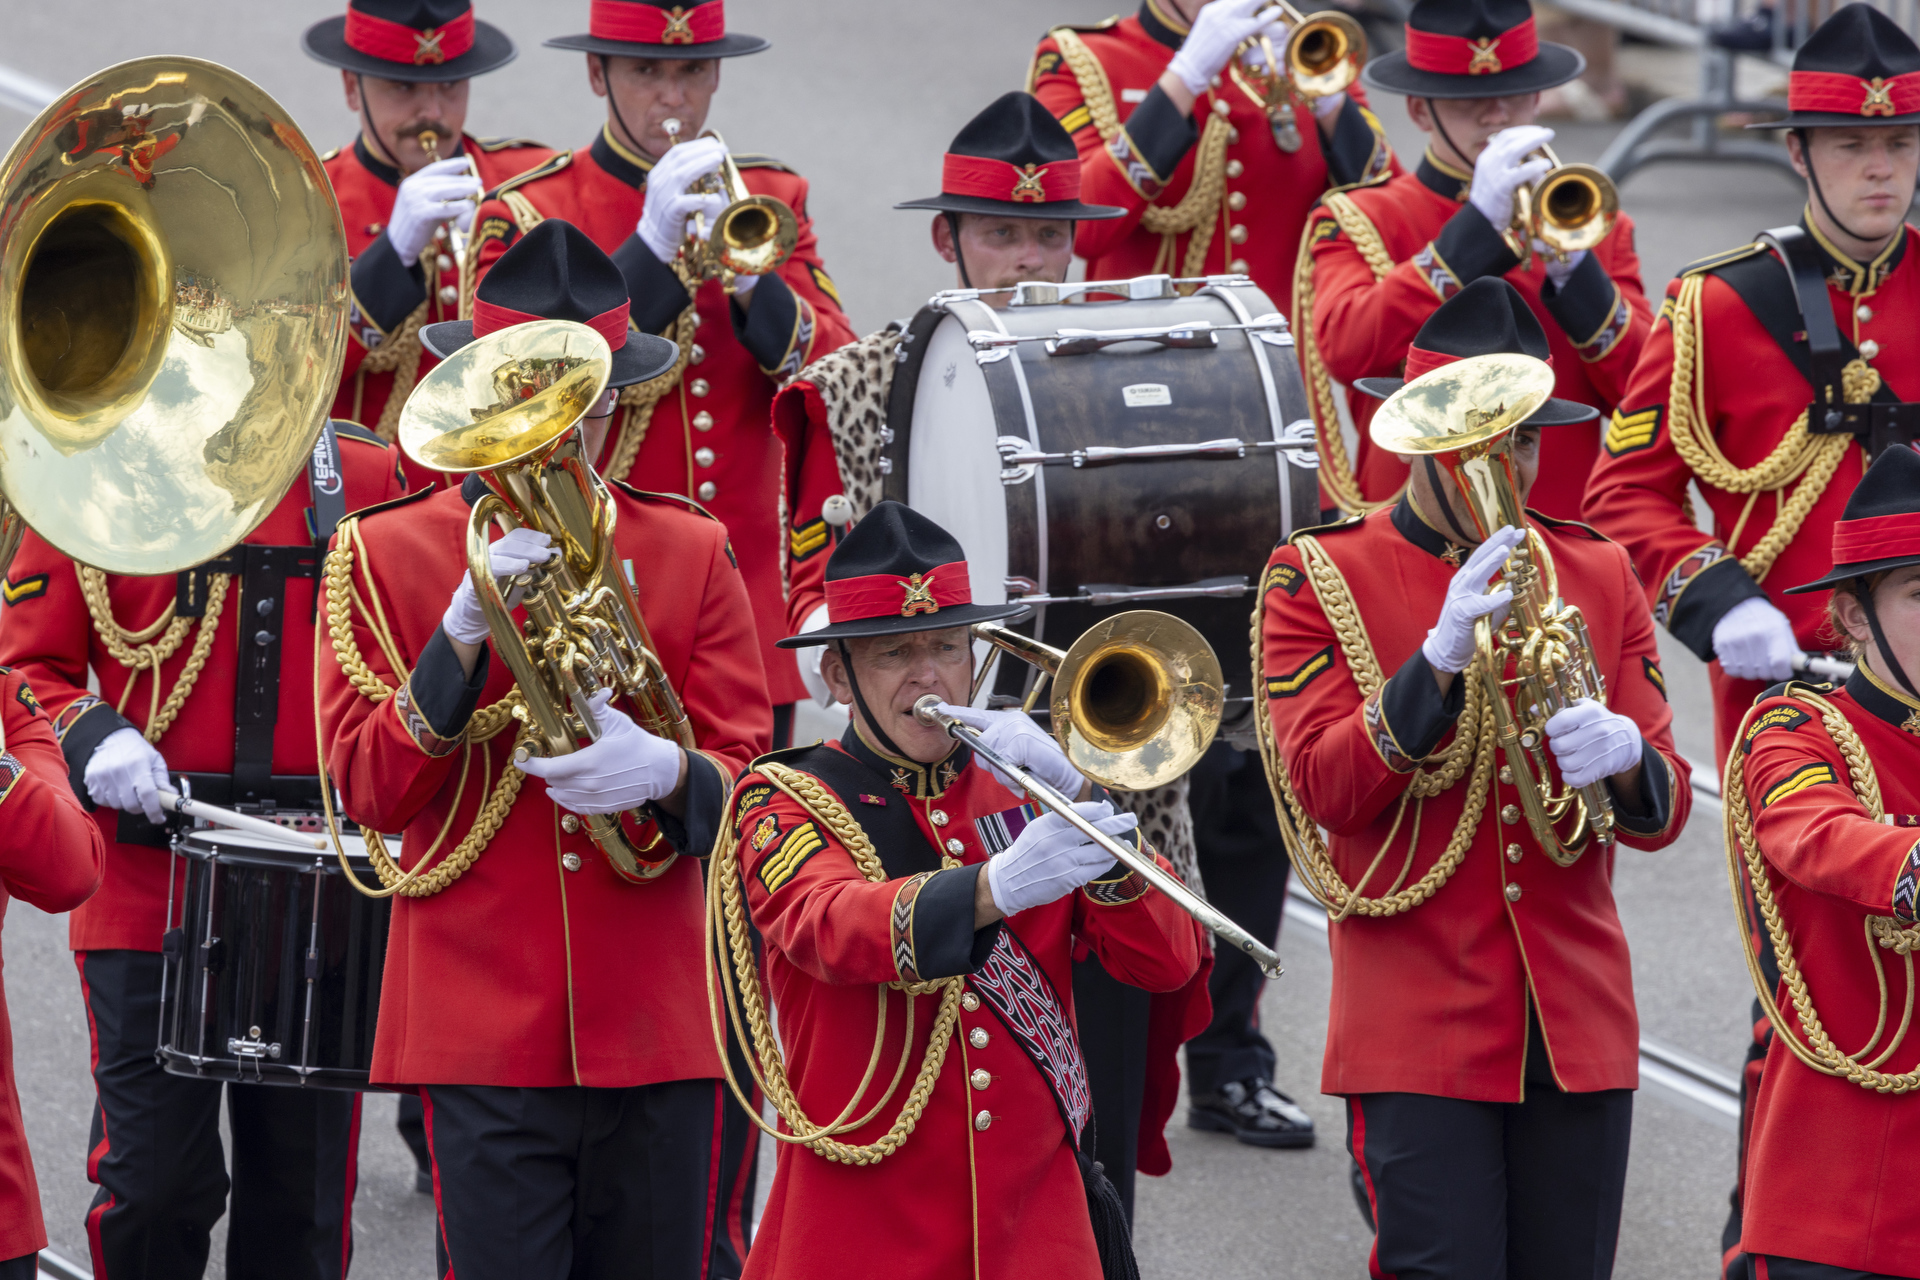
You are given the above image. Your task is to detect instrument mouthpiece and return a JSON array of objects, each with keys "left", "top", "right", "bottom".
[
  {"left": 912, "top": 694, "right": 945, "bottom": 725},
  {"left": 662, "top": 117, "right": 683, "bottom": 143}
]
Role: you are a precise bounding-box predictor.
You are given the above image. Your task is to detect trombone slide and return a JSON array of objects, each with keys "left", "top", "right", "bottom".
[{"left": 913, "top": 695, "right": 1283, "bottom": 980}]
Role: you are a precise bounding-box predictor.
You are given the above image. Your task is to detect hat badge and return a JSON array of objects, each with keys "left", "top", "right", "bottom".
[
  {"left": 1010, "top": 163, "right": 1049, "bottom": 203},
  {"left": 898, "top": 572, "right": 939, "bottom": 617},
  {"left": 1467, "top": 37, "right": 1503, "bottom": 74},
  {"left": 662, "top": 5, "right": 696, "bottom": 43},
  {"left": 414, "top": 26, "right": 447, "bottom": 64},
  {"left": 1863, "top": 77, "right": 1897, "bottom": 116}
]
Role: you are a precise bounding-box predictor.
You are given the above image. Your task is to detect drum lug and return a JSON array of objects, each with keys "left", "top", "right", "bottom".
[
  {"left": 227, "top": 1028, "right": 282, "bottom": 1061},
  {"left": 996, "top": 437, "right": 1038, "bottom": 487},
  {"left": 974, "top": 346, "right": 1011, "bottom": 366}
]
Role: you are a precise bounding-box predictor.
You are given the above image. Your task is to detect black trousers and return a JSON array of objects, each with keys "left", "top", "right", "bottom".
[
  {"left": 1072, "top": 955, "right": 1151, "bottom": 1223},
  {"left": 423, "top": 1079, "right": 730, "bottom": 1280},
  {"left": 1751, "top": 1258, "right": 1912, "bottom": 1279},
  {"left": 0, "top": 1255, "right": 36, "bottom": 1280},
  {"left": 1184, "top": 742, "right": 1290, "bottom": 1095},
  {"left": 77, "top": 949, "right": 360, "bottom": 1280},
  {"left": 1346, "top": 1082, "right": 1633, "bottom": 1280}
]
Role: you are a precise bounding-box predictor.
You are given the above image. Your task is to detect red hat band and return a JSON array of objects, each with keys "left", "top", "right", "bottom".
[
  {"left": 1831, "top": 511, "right": 1920, "bottom": 565},
  {"left": 1403, "top": 344, "right": 1551, "bottom": 382},
  {"left": 1404, "top": 16, "right": 1539, "bottom": 76},
  {"left": 589, "top": 0, "right": 726, "bottom": 45},
  {"left": 941, "top": 153, "right": 1083, "bottom": 204},
  {"left": 470, "top": 299, "right": 631, "bottom": 351},
  {"left": 345, "top": 6, "right": 476, "bottom": 65},
  {"left": 826, "top": 562, "right": 972, "bottom": 623},
  {"left": 1788, "top": 70, "right": 1920, "bottom": 118}
]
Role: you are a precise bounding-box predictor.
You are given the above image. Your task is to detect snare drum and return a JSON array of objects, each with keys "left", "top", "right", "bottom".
[
  {"left": 883, "top": 274, "right": 1319, "bottom": 701},
  {"left": 159, "top": 829, "right": 389, "bottom": 1089}
]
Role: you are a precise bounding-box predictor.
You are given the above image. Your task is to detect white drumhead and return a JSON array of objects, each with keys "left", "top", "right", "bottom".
[{"left": 907, "top": 310, "right": 1010, "bottom": 614}]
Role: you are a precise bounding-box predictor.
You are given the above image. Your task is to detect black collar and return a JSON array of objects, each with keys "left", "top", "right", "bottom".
[
  {"left": 1802, "top": 209, "right": 1908, "bottom": 295},
  {"left": 841, "top": 719, "right": 969, "bottom": 800},
  {"left": 1416, "top": 148, "right": 1472, "bottom": 203},
  {"left": 1846, "top": 664, "right": 1920, "bottom": 735},
  {"left": 1138, "top": 0, "right": 1186, "bottom": 50},
  {"left": 590, "top": 125, "right": 654, "bottom": 190},
  {"left": 1392, "top": 496, "right": 1467, "bottom": 565}
]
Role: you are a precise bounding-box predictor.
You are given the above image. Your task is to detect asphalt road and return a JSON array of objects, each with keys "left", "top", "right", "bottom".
[{"left": 0, "top": 4, "right": 1817, "bottom": 1277}]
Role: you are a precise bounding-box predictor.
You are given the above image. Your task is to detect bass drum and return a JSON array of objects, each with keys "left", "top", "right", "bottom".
[
  {"left": 160, "top": 830, "right": 389, "bottom": 1090},
  {"left": 883, "top": 275, "right": 1319, "bottom": 703}
]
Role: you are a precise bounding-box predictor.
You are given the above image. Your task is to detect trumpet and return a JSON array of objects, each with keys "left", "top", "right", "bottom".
[
  {"left": 1505, "top": 144, "right": 1618, "bottom": 271},
  {"left": 398, "top": 319, "right": 693, "bottom": 882},
  {"left": 1371, "top": 353, "right": 1615, "bottom": 865},
  {"left": 923, "top": 611, "right": 1283, "bottom": 979},
  {"left": 660, "top": 117, "right": 798, "bottom": 293},
  {"left": 1237, "top": 1, "right": 1367, "bottom": 104},
  {"left": 417, "top": 128, "right": 478, "bottom": 269}
]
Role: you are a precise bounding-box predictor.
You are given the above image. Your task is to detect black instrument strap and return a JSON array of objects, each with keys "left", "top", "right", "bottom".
[
  {"left": 308, "top": 420, "right": 349, "bottom": 547},
  {"left": 776, "top": 742, "right": 945, "bottom": 879}
]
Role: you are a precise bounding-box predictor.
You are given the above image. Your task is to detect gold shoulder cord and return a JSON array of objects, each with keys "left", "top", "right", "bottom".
[
  {"left": 1291, "top": 192, "right": 1398, "bottom": 517},
  {"left": 1667, "top": 272, "right": 1859, "bottom": 583},
  {"left": 707, "top": 761, "right": 965, "bottom": 1163},
  {"left": 605, "top": 306, "right": 699, "bottom": 481},
  {"left": 354, "top": 302, "right": 430, "bottom": 444},
  {"left": 1250, "top": 534, "right": 1495, "bottom": 920},
  {"left": 317, "top": 515, "right": 527, "bottom": 899},
  {"left": 1724, "top": 691, "right": 1920, "bottom": 1091},
  {"left": 79, "top": 565, "right": 231, "bottom": 743}
]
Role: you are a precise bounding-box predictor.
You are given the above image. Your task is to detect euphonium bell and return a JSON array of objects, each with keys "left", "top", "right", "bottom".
[
  {"left": 1507, "top": 144, "right": 1619, "bottom": 270},
  {"left": 1238, "top": 2, "right": 1368, "bottom": 103},
  {"left": 661, "top": 119, "right": 798, "bottom": 293},
  {"left": 397, "top": 319, "right": 693, "bottom": 882},
  {"left": 968, "top": 610, "right": 1225, "bottom": 792},
  {"left": 1369, "top": 352, "right": 1616, "bottom": 863}
]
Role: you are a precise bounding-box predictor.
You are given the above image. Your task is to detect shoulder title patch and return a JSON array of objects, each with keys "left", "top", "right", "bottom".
[
  {"left": 757, "top": 820, "right": 827, "bottom": 893},
  {"left": 735, "top": 783, "right": 775, "bottom": 822},
  {"left": 1642, "top": 655, "right": 1667, "bottom": 700},
  {"left": 1, "top": 574, "right": 48, "bottom": 606},
  {"left": 1268, "top": 645, "right": 1334, "bottom": 699},
  {"left": 15, "top": 681, "right": 44, "bottom": 719},
  {"left": 1604, "top": 407, "right": 1662, "bottom": 457},
  {"left": 1743, "top": 704, "right": 1811, "bottom": 753},
  {"left": 1761, "top": 761, "right": 1837, "bottom": 808},
  {"left": 1264, "top": 562, "right": 1307, "bottom": 597}
]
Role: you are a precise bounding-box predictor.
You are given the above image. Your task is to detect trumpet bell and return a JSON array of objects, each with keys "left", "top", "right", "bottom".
[
  {"left": 1369, "top": 352, "right": 1557, "bottom": 457},
  {"left": 1530, "top": 162, "right": 1619, "bottom": 257},
  {"left": 0, "top": 57, "right": 349, "bottom": 575},
  {"left": 1287, "top": 11, "right": 1367, "bottom": 99},
  {"left": 713, "top": 196, "right": 799, "bottom": 280},
  {"left": 399, "top": 319, "right": 612, "bottom": 475},
  {"left": 1051, "top": 610, "right": 1224, "bottom": 792}
]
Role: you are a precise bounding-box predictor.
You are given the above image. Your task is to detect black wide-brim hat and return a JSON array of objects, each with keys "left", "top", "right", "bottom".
[
  {"left": 1353, "top": 277, "right": 1599, "bottom": 425},
  {"left": 1363, "top": 0, "right": 1584, "bottom": 98},
  {"left": 545, "top": 0, "right": 768, "bottom": 59},
  {"left": 421, "top": 220, "right": 678, "bottom": 387},
  {"left": 1786, "top": 444, "right": 1920, "bottom": 592},
  {"left": 303, "top": 0, "right": 516, "bottom": 82},
  {"left": 1746, "top": 3, "right": 1920, "bottom": 129},
  {"left": 896, "top": 91, "right": 1125, "bottom": 221},
  {"left": 778, "top": 501, "right": 1027, "bottom": 647}
]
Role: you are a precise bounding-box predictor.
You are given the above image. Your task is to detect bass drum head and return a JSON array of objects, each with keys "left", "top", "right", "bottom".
[{"left": 905, "top": 312, "right": 1010, "bottom": 619}]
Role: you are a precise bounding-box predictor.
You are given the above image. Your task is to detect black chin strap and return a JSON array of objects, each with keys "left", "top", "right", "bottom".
[
  {"left": 1427, "top": 100, "right": 1473, "bottom": 184},
  {"left": 1856, "top": 575, "right": 1919, "bottom": 697},
  {"left": 944, "top": 212, "right": 973, "bottom": 288},
  {"left": 356, "top": 74, "right": 402, "bottom": 174},
  {"left": 599, "top": 55, "right": 653, "bottom": 169},
  {"left": 1421, "top": 455, "right": 1480, "bottom": 545},
  {"left": 836, "top": 639, "right": 915, "bottom": 761}
]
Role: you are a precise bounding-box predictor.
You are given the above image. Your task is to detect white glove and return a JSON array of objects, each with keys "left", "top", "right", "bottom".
[
  {"left": 637, "top": 137, "right": 728, "bottom": 264},
  {"left": 1168, "top": 0, "right": 1286, "bottom": 96},
  {"left": 1536, "top": 243, "right": 1587, "bottom": 287},
  {"left": 1712, "top": 596, "right": 1799, "bottom": 682},
  {"left": 86, "top": 726, "right": 170, "bottom": 825},
  {"left": 1421, "top": 525, "right": 1525, "bottom": 674},
  {"left": 516, "top": 690, "right": 684, "bottom": 814},
  {"left": 1236, "top": 15, "right": 1295, "bottom": 70},
  {"left": 1544, "top": 698, "right": 1643, "bottom": 789},
  {"left": 986, "top": 801, "right": 1139, "bottom": 916},
  {"left": 386, "top": 157, "right": 482, "bottom": 268},
  {"left": 795, "top": 604, "right": 834, "bottom": 708},
  {"left": 443, "top": 527, "right": 555, "bottom": 646},
  {"left": 1467, "top": 125, "right": 1555, "bottom": 233},
  {"left": 1312, "top": 90, "right": 1348, "bottom": 121},
  {"left": 932, "top": 701, "right": 1084, "bottom": 800}
]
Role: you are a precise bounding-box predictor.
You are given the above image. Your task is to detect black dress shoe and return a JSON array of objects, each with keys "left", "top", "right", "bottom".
[{"left": 1187, "top": 1078, "right": 1316, "bottom": 1148}]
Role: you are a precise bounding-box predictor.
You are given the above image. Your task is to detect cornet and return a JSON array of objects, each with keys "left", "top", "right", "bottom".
[
  {"left": 1237, "top": 1, "right": 1367, "bottom": 104},
  {"left": 1370, "top": 353, "right": 1616, "bottom": 865},
  {"left": 418, "top": 128, "right": 478, "bottom": 270},
  {"left": 660, "top": 117, "right": 798, "bottom": 293},
  {"left": 1504, "top": 144, "right": 1618, "bottom": 272}
]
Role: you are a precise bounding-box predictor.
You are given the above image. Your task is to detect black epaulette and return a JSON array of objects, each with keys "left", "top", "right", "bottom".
[
  {"left": 319, "top": 145, "right": 342, "bottom": 163},
  {"left": 331, "top": 420, "right": 387, "bottom": 449},
  {"left": 610, "top": 479, "right": 719, "bottom": 522},
  {"left": 1678, "top": 242, "right": 1767, "bottom": 279},
  {"left": 1524, "top": 508, "right": 1611, "bottom": 541},
  {"left": 1286, "top": 512, "right": 1367, "bottom": 546},
  {"left": 1046, "top": 16, "right": 1122, "bottom": 35},
  {"left": 341, "top": 483, "right": 436, "bottom": 526},
  {"left": 471, "top": 135, "right": 547, "bottom": 153},
  {"left": 1758, "top": 677, "right": 1835, "bottom": 703},
  {"left": 484, "top": 150, "right": 574, "bottom": 202},
  {"left": 731, "top": 154, "right": 795, "bottom": 174}
]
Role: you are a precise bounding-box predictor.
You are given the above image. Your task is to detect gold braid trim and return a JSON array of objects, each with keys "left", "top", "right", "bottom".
[
  {"left": 707, "top": 761, "right": 964, "bottom": 1164},
  {"left": 1252, "top": 535, "right": 1494, "bottom": 919},
  {"left": 356, "top": 300, "right": 430, "bottom": 443},
  {"left": 1725, "top": 691, "right": 1920, "bottom": 1091},
  {"left": 1667, "top": 272, "right": 1859, "bottom": 583},
  {"left": 605, "top": 306, "right": 700, "bottom": 481},
  {"left": 79, "top": 565, "right": 230, "bottom": 744},
  {"left": 1293, "top": 193, "right": 1398, "bottom": 516}
]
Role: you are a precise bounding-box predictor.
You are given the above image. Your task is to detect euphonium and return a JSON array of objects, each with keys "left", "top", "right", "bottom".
[
  {"left": 1370, "top": 353, "right": 1616, "bottom": 864},
  {"left": 1237, "top": 1, "right": 1368, "bottom": 103},
  {"left": 397, "top": 319, "right": 693, "bottom": 882},
  {"left": 661, "top": 118, "right": 798, "bottom": 293},
  {"left": 1506, "top": 144, "right": 1618, "bottom": 271}
]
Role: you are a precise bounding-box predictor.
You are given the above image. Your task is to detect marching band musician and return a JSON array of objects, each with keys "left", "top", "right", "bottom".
[
  {"left": 720, "top": 501, "right": 1204, "bottom": 1280},
  {"left": 465, "top": 0, "right": 856, "bottom": 749},
  {"left": 1728, "top": 444, "right": 1920, "bottom": 1280},
  {"left": 0, "top": 668, "right": 103, "bottom": 1279},
  {"left": 1260, "top": 278, "right": 1689, "bottom": 1278},
  {"left": 303, "top": 0, "right": 553, "bottom": 482},
  {"left": 317, "top": 220, "right": 771, "bottom": 1280},
  {"left": 0, "top": 425, "right": 404, "bottom": 1279},
  {"left": 1302, "top": 0, "right": 1650, "bottom": 520}
]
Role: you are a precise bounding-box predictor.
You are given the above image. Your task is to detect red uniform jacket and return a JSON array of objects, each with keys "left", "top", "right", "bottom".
[
  {"left": 0, "top": 428, "right": 405, "bottom": 954},
  {"left": 0, "top": 669, "right": 103, "bottom": 1260},
  {"left": 326, "top": 132, "right": 554, "bottom": 485},
  {"left": 320, "top": 478, "right": 770, "bottom": 1087},
  {"left": 1261, "top": 501, "right": 1689, "bottom": 1098},
  {"left": 1029, "top": 2, "right": 1395, "bottom": 292},
  {"left": 1738, "top": 671, "right": 1920, "bottom": 1274},
  {"left": 1308, "top": 152, "right": 1650, "bottom": 519},
  {"left": 469, "top": 129, "right": 857, "bottom": 706},
  {"left": 736, "top": 731, "right": 1202, "bottom": 1280},
  {"left": 1583, "top": 220, "right": 1907, "bottom": 763}
]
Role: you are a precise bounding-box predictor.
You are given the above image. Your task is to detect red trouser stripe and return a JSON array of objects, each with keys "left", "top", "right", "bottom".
[
  {"left": 699, "top": 1082, "right": 722, "bottom": 1279},
  {"left": 1349, "top": 1097, "right": 1395, "bottom": 1280},
  {"left": 726, "top": 1079, "right": 764, "bottom": 1257},
  {"left": 75, "top": 953, "right": 114, "bottom": 1279},
  {"left": 421, "top": 1088, "right": 454, "bottom": 1280}
]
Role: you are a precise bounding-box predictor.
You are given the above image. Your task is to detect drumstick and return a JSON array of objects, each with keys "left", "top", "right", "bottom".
[{"left": 159, "top": 790, "right": 327, "bottom": 850}]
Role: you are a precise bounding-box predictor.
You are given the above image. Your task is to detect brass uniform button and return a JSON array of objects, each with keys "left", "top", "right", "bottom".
[
  {"left": 1229, "top": 259, "right": 1249, "bottom": 275},
  {"left": 694, "top": 447, "right": 715, "bottom": 467},
  {"left": 692, "top": 411, "right": 714, "bottom": 431},
  {"left": 1506, "top": 843, "right": 1523, "bottom": 863},
  {"left": 960, "top": 992, "right": 980, "bottom": 1012},
  {"left": 1858, "top": 304, "right": 1873, "bottom": 322},
  {"left": 562, "top": 853, "right": 583, "bottom": 872},
  {"left": 690, "top": 378, "right": 710, "bottom": 397},
  {"left": 561, "top": 814, "right": 582, "bottom": 834},
  {"left": 1505, "top": 883, "right": 1523, "bottom": 903},
  {"left": 1501, "top": 804, "right": 1521, "bottom": 825},
  {"left": 929, "top": 810, "right": 948, "bottom": 827},
  {"left": 690, "top": 343, "right": 706, "bottom": 364},
  {"left": 1499, "top": 765, "right": 1514, "bottom": 786},
  {"left": 969, "top": 1027, "right": 990, "bottom": 1049},
  {"left": 946, "top": 838, "right": 965, "bottom": 855},
  {"left": 1228, "top": 225, "right": 1249, "bottom": 245},
  {"left": 436, "top": 254, "right": 455, "bottom": 274},
  {"left": 697, "top": 481, "right": 718, "bottom": 501},
  {"left": 1227, "top": 127, "right": 1240, "bottom": 144},
  {"left": 970, "top": 1068, "right": 991, "bottom": 1090},
  {"left": 1860, "top": 339, "right": 1881, "bottom": 360},
  {"left": 974, "top": 1110, "right": 994, "bottom": 1131},
  {"left": 1226, "top": 159, "right": 1245, "bottom": 178},
  {"left": 690, "top": 310, "right": 703, "bottom": 328},
  {"left": 1227, "top": 191, "right": 1247, "bottom": 212},
  {"left": 438, "top": 284, "right": 459, "bottom": 306},
  {"left": 1213, "top": 98, "right": 1232, "bottom": 118}
]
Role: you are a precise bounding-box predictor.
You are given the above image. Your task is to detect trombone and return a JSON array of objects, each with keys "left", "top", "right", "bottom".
[
  {"left": 659, "top": 117, "right": 798, "bottom": 293},
  {"left": 1237, "top": 1, "right": 1368, "bottom": 104},
  {"left": 917, "top": 611, "right": 1283, "bottom": 979},
  {"left": 1505, "top": 144, "right": 1619, "bottom": 271}
]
